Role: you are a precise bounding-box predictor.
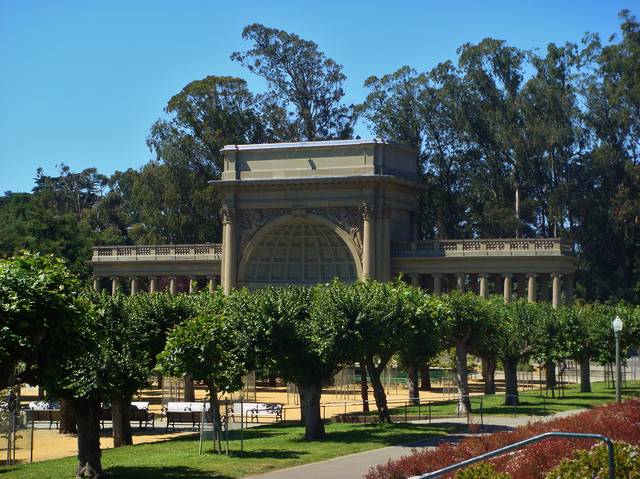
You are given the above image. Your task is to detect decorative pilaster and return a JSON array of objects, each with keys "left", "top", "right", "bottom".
[
  {"left": 111, "top": 277, "right": 121, "bottom": 295},
  {"left": 221, "top": 205, "right": 237, "bottom": 294},
  {"left": 130, "top": 277, "right": 140, "bottom": 296},
  {"left": 207, "top": 276, "right": 216, "bottom": 293},
  {"left": 527, "top": 274, "right": 537, "bottom": 303},
  {"left": 552, "top": 273, "right": 562, "bottom": 309},
  {"left": 503, "top": 274, "right": 513, "bottom": 303},
  {"left": 479, "top": 273, "right": 489, "bottom": 299},
  {"left": 360, "top": 203, "right": 376, "bottom": 279},
  {"left": 380, "top": 204, "right": 391, "bottom": 281},
  {"left": 432, "top": 273, "right": 442, "bottom": 296},
  {"left": 92, "top": 276, "right": 101, "bottom": 293}
]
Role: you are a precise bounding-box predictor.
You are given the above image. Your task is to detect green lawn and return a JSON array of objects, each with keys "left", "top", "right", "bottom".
[
  {"left": 0, "top": 422, "right": 456, "bottom": 479},
  {"left": 386, "top": 381, "right": 640, "bottom": 418}
]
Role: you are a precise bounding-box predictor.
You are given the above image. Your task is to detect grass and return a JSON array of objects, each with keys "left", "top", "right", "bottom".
[
  {"left": 0, "top": 421, "right": 457, "bottom": 479},
  {"left": 385, "top": 380, "right": 640, "bottom": 418}
]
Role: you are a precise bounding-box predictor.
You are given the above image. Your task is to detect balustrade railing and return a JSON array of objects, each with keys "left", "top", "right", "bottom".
[
  {"left": 391, "top": 238, "right": 573, "bottom": 257},
  {"left": 91, "top": 244, "right": 223, "bottom": 261}
]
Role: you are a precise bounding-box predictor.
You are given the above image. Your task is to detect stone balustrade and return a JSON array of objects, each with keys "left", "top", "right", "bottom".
[
  {"left": 91, "top": 244, "right": 223, "bottom": 261},
  {"left": 391, "top": 238, "right": 573, "bottom": 257}
]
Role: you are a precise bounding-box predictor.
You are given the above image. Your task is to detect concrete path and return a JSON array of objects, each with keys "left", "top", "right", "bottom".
[{"left": 242, "top": 410, "right": 583, "bottom": 479}]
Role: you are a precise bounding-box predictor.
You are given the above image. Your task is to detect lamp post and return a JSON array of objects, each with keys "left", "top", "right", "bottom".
[{"left": 612, "top": 316, "right": 623, "bottom": 404}]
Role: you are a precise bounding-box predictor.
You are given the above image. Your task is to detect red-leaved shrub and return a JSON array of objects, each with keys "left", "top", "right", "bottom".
[{"left": 364, "top": 399, "right": 640, "bottom": 479}]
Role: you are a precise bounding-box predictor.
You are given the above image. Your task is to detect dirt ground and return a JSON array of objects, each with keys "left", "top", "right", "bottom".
[{"left": 5, "top": 377, "right": 495, "bottom": 464}]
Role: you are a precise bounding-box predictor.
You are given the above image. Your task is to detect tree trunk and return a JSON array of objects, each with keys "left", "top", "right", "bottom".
[
  {"left": 406, "top": 363, "right": 420, "bottom": 406},
  {"left": 111, "top": 395, "right": 133, "bottom": 447},
  {"left": 504, "top": 357, "right": 520, "bottom": 406},
  {"left": 60, "top": 397, "right": 77, "bottom": 434},
  {"left": 183, "top": 374, "right": 195, "bottom": 402},
  {"left": 297, "top": 382, "right": 324, "bottom": 440},
  {"left": 360, "top": 361, "right": 369, "bottom": 412},
  {"left": 545, "top": 359, "right": 557, "bottom": 397},
  {"left": 481, "top": 355, "right": 496, "bottom": 395},
  {"left": 298, "top": 388, "right": 306, "bottom": 424},
  {"left": 579, "top": 355, "right": 592, "bottom": 393},
  {"left": 75, "top": 398, "right": 102, "bottom": 478},
  {"left": 37, "top": 386, "right": 45, "bottom": 400},
  {"left": 156, "top": 374, "right": 163, "bottom": 390},
  {"left": 208, "top": 385, "right": 222, "bottom": 430},
  {"left": 268, "top": 373, "right": 277, "bottom": 388},
  {"left": 420, "top": 364, "right": 431, "bottom": 391},
  {"left": 365, "top": 357, "right": 391, "bottom": 423},
  {"left": 454, "top": 339, "right": 471, "bottom": 414}
]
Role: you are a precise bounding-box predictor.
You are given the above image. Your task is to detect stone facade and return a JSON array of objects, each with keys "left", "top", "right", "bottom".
[{"left": 89, "top": 139, "right": 576, "bottom": 305}]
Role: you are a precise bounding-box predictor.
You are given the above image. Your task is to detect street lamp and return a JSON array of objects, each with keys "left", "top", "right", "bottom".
[{"left": 612, "top": 316, "right": 624, "bottom": 403}]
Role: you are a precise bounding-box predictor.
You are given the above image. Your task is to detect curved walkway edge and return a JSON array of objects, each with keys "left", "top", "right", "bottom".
[{"left": 242, "top": 409, "right": 584, "bottom": 479}]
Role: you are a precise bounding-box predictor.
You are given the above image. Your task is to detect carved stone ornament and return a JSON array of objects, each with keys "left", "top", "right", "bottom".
[
  {"left": 237, "top": 206, "right": 364, "bottom": 258},
  {"left": 220, "top": 204, "right": 237, "bottom": 224}
]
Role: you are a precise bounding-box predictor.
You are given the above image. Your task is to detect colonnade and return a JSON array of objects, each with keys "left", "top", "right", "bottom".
[
  {"left": 410, "top": 272, "right": 574, "bottom": 307},
  {"left": 93, "top": 275, "right": 220, "bottom": 295}
]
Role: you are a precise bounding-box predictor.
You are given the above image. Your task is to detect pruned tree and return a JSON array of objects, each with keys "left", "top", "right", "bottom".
[{"left": 157, "top": 304, "right": 246, "bottom": 443}]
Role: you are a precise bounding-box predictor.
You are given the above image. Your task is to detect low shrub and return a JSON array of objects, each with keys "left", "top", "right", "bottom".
[
  {"left": 365, "top": 399, "right": 640, "bottom": 479},
  {"left": 454, "top": 463, "right": 509, "bottom": 478},
  {"left": 545, "top": 441, "right": 640, "bottom": 479}
]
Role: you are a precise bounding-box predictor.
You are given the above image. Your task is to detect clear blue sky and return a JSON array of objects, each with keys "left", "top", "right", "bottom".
[{"left": 0, "top": 0, "right": 635, "bottom": 193}]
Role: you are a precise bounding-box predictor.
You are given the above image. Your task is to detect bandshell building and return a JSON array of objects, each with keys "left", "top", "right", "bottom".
[{"left": 90, "top": 139, "right": 575, "bottom": 305}]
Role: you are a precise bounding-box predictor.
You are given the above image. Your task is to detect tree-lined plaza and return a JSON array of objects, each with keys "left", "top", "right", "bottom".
[{"left": 2, "top": 6, "right": 640, "bottom": 479}]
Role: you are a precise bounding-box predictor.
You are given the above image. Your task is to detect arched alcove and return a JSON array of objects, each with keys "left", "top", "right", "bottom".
[{"left": 240, "top": 218, "right": 359, "bottom": 288}]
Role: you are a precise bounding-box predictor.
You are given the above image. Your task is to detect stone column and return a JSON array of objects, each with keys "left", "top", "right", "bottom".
[
  {"left": 111, "top": 277, "right": 121, "bottom": 295},
  {"left": 552, "top": 273, "right": 562, "bottom": 309},
  {"left": 130, "top": 277, "right": 140, "bottom": 296},
  {"left": 92, "top": 276, "right": 101, "bottom": 293},
  {"left": 169, "top": 276, "right": 178, "bottom": 295},
  {"left": 517, "top": 275, "right": 526, "bottom": 299},
  {"left": 381, "top": 205, "right": 391, "bottom": 281},
  {"left": 503, "top": 274, "right": 513, "bottom": 303},
  {"left": 432, "top": 273, "right": 442, "bottom": 296},
  {"left": 455, "top": 273, "right": 465, "bottom": 292},
  {"left": 222, "top": 205, "right": 237, "bottom": 294},
  {"left": 527, "top": 274, "right": 537, "bottom": 303},
  {"left": 207, "top": 276, "right": 216, "bottom": 293},
  {"left": 149, "top": 277, "right": 159, "bottom": 293},
  {"left": 479, "top": 273, "right": 489, "bottom": 299},
  {"left": 361, "top": 203, "right": 376, "bottom": 279},
  {"left": 188, "top": 277, "right": 197, "bottom": 294},
  {"left": 565, "top": 274, "right": 574, "bottom": 305},
  {"left": 411, "top": 273, "right": 420, "bottom": 287}
]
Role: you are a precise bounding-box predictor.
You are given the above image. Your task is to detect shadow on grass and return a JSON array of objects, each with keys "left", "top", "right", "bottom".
[
  {"left": 225, "top": 448, "right": 307, "bottom": 460},
  {"left": 105, "top": 466, "right": 233, "bottom": 479}
]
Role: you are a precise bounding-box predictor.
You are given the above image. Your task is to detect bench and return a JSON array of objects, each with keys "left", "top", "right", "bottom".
[
  {"left": 164, "top": 402, "right": 209, "bottom": 432},
  {"left": 131, "top": 401, "right": 155, "bottom": 429},
  {"left": 28, "top": 402, "right": 61, "bottom": 429},
  {"left": 234, "top": 402, "right": 283, "bottom": 423}
]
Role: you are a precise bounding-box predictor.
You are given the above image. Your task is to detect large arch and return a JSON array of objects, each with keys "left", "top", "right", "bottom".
[{"left": 238, "top": 214, "right": 363, "bottom": 287}]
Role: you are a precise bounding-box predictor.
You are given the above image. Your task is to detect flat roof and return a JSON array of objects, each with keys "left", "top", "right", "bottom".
[{"left": 220, "top": 138, "right": 417, "bottom": 154}]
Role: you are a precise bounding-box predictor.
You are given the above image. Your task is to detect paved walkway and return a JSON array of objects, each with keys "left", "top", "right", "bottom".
[{"left": 243, "top": 410, "right": 583, "bottom": 479}]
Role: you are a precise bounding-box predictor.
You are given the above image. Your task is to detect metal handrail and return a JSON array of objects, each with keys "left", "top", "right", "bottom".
[{"left": 407, "top": 432, "right": 614, "bottom": 479}]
